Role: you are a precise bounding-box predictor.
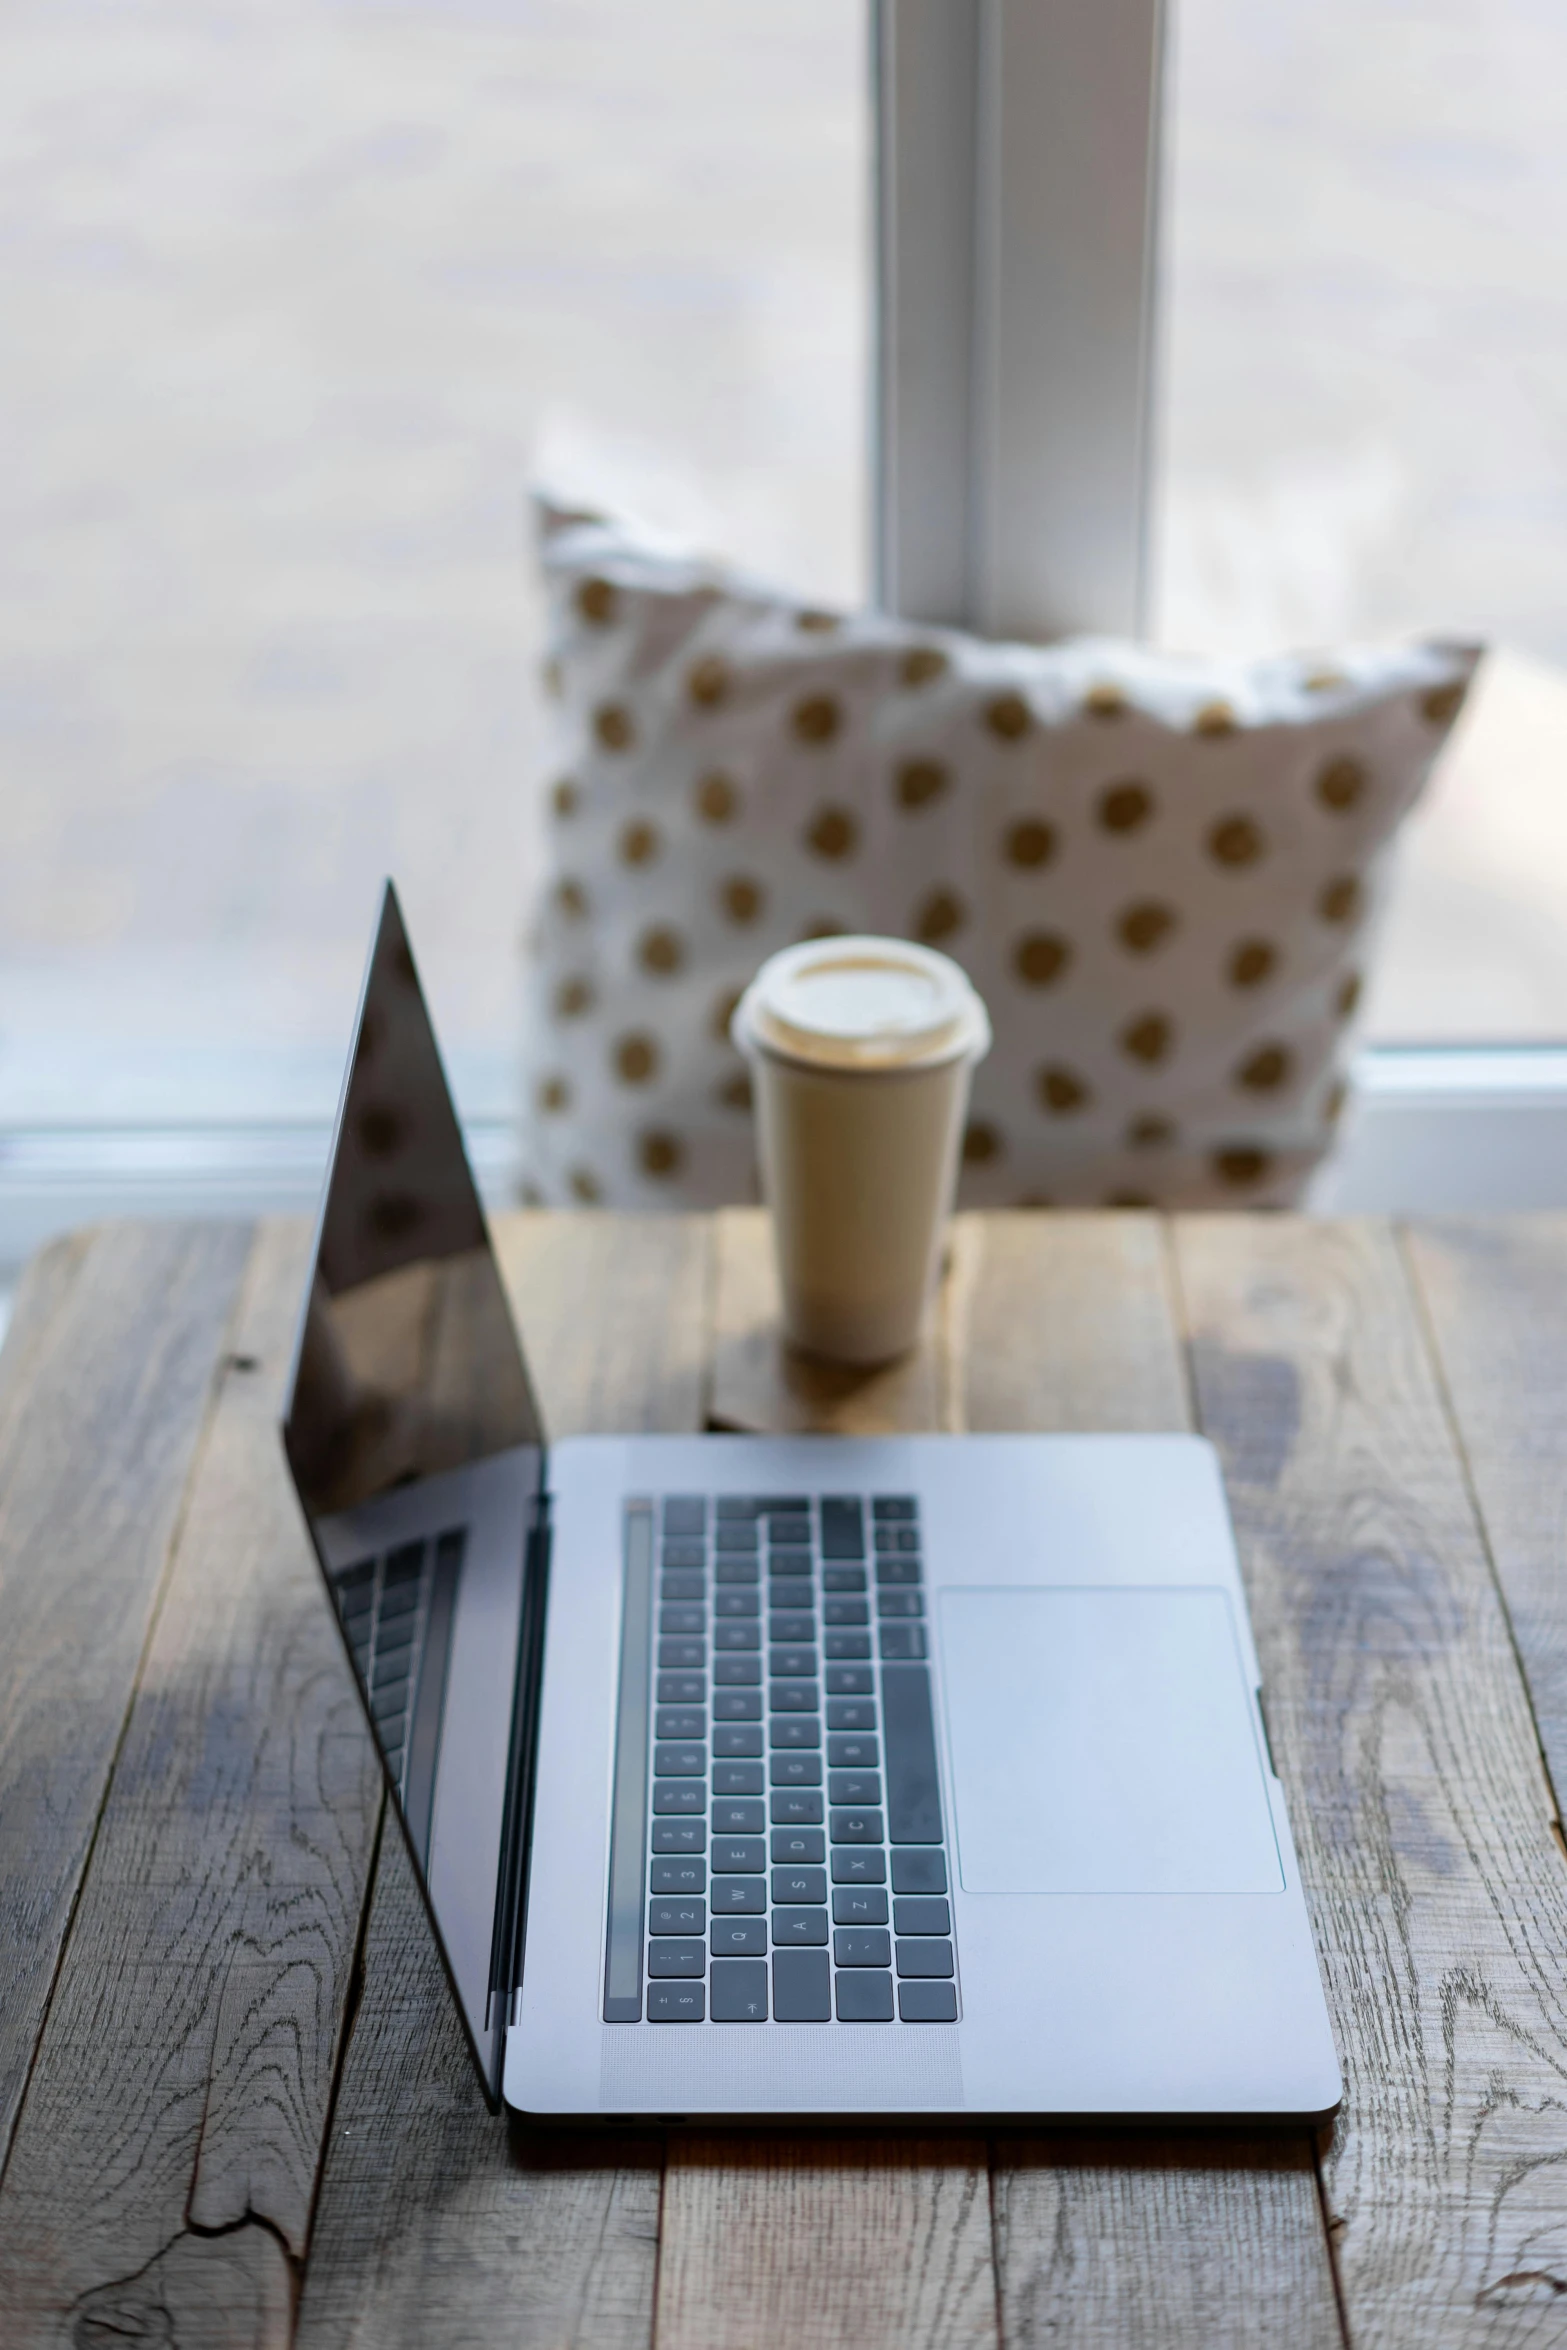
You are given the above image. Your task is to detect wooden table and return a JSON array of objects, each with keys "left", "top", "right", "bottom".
[{"left": 3, "top": 1208, "right": 1567, "bottom": 2347}]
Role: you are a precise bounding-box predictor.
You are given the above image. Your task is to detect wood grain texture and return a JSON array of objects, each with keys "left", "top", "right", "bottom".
[
  {"left": 495, "top": 1210, "right": 711, "bottom": 1438},
  {"left": 296, "top": 1829, "right": 662, "bottom": 2350},
  {"left": 710, "top": 1206, "right": 948, "bottom": 1436},
  {"left": 0, "top": 1216, "right": 382, "bottom": 2345},
  {"left": 957, "top": 1211, "right": 1190, "bottom": 1436},
  {"left": 298, "top": 1213, "right": 707, "bottom": 2347},
  {"left": 965, "top": 1213, "right": 1342, "bottom": 2350},
  {"left": 656, "top": 2133, "right": 996, "bottom": 2350},
  {"left": 661, "top": 1203, "right": 994, "bottom": 2350},
  {"left": 1404, "top": 1217, "right": 1567, "bottom": 1813},
  {"left": 1177, "top": 1214, "right": 1567, "bottom": 2340},
  {"left": 0, "top": 1216, "right": 252, "bottom": 2177}
]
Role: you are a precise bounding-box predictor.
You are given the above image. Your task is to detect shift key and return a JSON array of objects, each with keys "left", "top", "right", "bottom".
[{"left": 881, "top": 1663, "right": 944, "bottom": 1844}]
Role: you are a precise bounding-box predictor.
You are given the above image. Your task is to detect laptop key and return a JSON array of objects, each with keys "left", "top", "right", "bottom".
[
  {"left": 715, "top": 1589, "right": 760, "bottom": 1617},
  {"left": 830, "top": 1808, "right": 884, "bottom": 1844},
  {"left": 710, "top": 1959, "right": 769, "bottom": 2021},
  {"left": 715, "top": 1495, "right": 759, "bottom": 1519},
  {"left": 663, "top": 1498, "right": 705, "bottom": 1536},
  {"left": 876, "top": 1590, "right": 923, "bottom": 1618},
  {"left": 896, "top": 1938, "right": 955, "bottom": 1978},
  {"left": 899, "top": 1981, "right": 958, "bottom": 2022},
  {"left": 653, "top": 1822, "right": 705, "bottom": 1853},
  {"left": 713, "top": 1691, "right": 763, "bottom": 1721},
  {"left": 871, "top": 1496, "right": 917, "bottom": 1520},
  {"left": 894, "top": 1897, "right": 951, "bottom": 1935},
  {"left": 711, "top": 1876, "right": 765, "bottom": 1914},
  {"left": 824, "top": 1632, "right": 871, "bottom": 1661},
  {"left": 653, "top": 1744, "right": 706, "bottom": 1777},
  {"left": 649, "top": 1898, "right": 705, "bottom": 1935},
  {"left": 714, "top": 1623, "right": 760, "bottom": 1650},
  {"left": 715, "top": 1558, "right": 760, "bottom": 1584},
  {"left": 826, "top": 1699, "right": 877, "bottom": 1732},
  {"left": 890, "top": 1848, "right": 946, "bottom": 1894},
  {"left": 658, "top": 1673, "right": 705, "bottom": 1705},
  {"left": 773, "top": 1947, "right": 832, "bottom": 2020},
  {"left": 827, "top": 1734, "right": 878, "bottom": 1769},
  {"left": 772, "top": 1907, "right": 829, "bottom": 1947},
  {"left": 652, "top": 1858, "right": 705, "bottom": 1894},
  {"left": 715, "top": 1522, "right": 759, "bottom": 1552},
  {"left": 823, "top": 1597, "right": 869, "bottom": 1627},
  {"left": 769, "top": 1682, "right": 819, "bottom": 1714},
  {"left": 768, "top": 1613, "right": 814, "bottom": 1643},
  {"left": 712, "top": 1798, "right": 765, "bottom": 1834},
  {"left": 768, "top": 1548, "right": 813, "bottom": 1577},
  {"left": 875, "top": 1558, "right": 920, "bottom": 1587},
  {"left": 821, "top": 1567, "right": 868, "bottom": 1593},
  {"left": 659, "top": 1605, "right": 705, "bottom": 1637},
  {"left": 771, "top": 1828, "right": 825, "bottom": 1864},
  {"left": 772, "top": 1866, "right": 827, "bottom": 1904},
  {"left": 657, "top": 1708, "right": 705, "bottom": 1740},
  {"left": 834, "top": 1928, "right": 892, "bottom": 1967},
  {"left": 712, "top": 1835, "right": 765, "bottom": 1872},
  {"left": 714, "top": 1762, "right": 763, "bottom": 1796},
  {"left": 713, "top": 1724, "right": 762, "bottom": 1758},
  {"left": 836, "top": 1970, "right": 894, "bottom": 2022},
  {"left": 831, "top": 1848, "right": 886, "bottom": 1884},
  {"left": 647, "top": 1983, "right": 705, "bottom": 2022},
  {"left": 662, "top": 1541, "right": 705, "bottom": 1571},
  {"left": 825, "top": 1665, "right": 873, "bottom": 1695},
  {"left": 712, "top": 1917, "right": 767, "bottom": 1957},
  {"left": 770, "top": 1518, "right": 811, "bottom": 1546},
  {"left": 828, "top": 1772, "right": 882, "bottom": 1806},
  {"left": 819, "top": 1498, "right": 865, "bottom": 1560},
  {"left": 769, "top": 1716, "right": 820, "bottom": 1749},
  {"left": 769, "top": 1646, "right": 817, "bottom": 1677},
  {"left": 658, "top": 1638, "right": 705, "bottom": 1671},
  {"left": 770, "top": 1752, "right": 821, "bottom": 1786},
  {"left": 879, "top": 1624, "right": 927, "bottom": 1661},
  {"left": 832, "top": 1887, "right": 888, "bottom": 1924},
  {"left": 653, "top": 1782, "right": 704, "bottom": 1815},
  {"left": 770, "top": 1791, "right": 824, "bottom": 1826},
  {"left": 714, "top": 1657, "right": 762, "bottom": 1687},
  {"left": 882, "top": 1662, "right": 943, "bottom": 1844},
  {"left": 662, "top": 1574, "right": 705, "bottom": 1603},
  {"left": 647, "top": 1939, "right": 705, "bottom": 1979}
]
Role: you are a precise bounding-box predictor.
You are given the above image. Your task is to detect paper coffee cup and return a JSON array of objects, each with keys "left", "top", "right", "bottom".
[{"left": 732, "top": 937, "right": 992, "bottom": 1365}]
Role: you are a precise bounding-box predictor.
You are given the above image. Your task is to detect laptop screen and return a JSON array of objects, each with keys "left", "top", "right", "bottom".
[{"left": 283, "top": 882, "right": 546, "bottom": 2102}]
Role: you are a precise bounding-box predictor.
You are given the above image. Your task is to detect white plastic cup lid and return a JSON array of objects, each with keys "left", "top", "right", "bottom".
[{"left": 732, "top": 935, "right": 992, "bottom": 1072}]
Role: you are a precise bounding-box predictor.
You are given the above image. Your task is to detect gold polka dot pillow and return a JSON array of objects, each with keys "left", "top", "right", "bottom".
[{"left": 521, "top": 501, "right": 1480, "bottom": 1209}]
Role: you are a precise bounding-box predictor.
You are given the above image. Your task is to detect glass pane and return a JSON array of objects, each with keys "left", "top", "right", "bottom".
[
  {"left": 1157, "top": 0, "right": 1567, "bottom": 1040},
  {"left": 1, "top": 0, "right": 868, "bottom": 1124}
]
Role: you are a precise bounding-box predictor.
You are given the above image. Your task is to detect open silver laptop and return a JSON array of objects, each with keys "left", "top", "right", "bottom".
[{"left": 281, "top": 883, "right": 1341, "bottom": 2120}]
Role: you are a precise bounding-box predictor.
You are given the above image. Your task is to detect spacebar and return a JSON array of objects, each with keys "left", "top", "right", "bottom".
[{"left": 881, "top": 1663, "right": 943, "bottom": 1844}]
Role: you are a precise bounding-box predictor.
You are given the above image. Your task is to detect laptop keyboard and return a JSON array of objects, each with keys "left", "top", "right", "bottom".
[
  {"left": 604, "top": 1493, "right": 957, "bottom": 2025},
  {"left": 332, "top": 1529, "right": 465, "bottom": 1867}
]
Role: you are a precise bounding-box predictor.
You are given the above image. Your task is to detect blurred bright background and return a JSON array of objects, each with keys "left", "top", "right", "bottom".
[{"left": 3, "top": 0, "right": 1566, "bottom": 1157}]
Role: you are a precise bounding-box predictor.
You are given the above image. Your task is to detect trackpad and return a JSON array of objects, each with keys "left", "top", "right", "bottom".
[{"left": 939, "top": 1588, "right": 1283, "bottom": 1893}]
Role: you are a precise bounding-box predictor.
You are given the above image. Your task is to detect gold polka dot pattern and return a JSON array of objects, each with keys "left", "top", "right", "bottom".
[
  {"left": 522, "top": 498, "right": 1480, "bottom": 1209},
  {"left": 694, "top": 771, "right": 739, "bottom": 824},
  {"left": 806, "top": 806, "right": 857, "bottom": 860}
]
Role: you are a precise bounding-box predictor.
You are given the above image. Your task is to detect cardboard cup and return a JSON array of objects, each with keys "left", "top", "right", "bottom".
[{"left": 733, "top": 937, "right": 992, "bottom": 1365}]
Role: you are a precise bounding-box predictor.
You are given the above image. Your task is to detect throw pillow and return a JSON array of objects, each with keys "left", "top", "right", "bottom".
[{"left": 519, "top": 499, "right": 1480, "bottom": 1210}]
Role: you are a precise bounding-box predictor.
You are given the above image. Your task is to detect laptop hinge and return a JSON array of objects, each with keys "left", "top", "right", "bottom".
[{"left": 488, "top": 1477, "right": 552, "bottom": 2060}]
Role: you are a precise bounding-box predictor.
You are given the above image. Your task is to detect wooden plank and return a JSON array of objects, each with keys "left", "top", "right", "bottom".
[
  {"left": 963, "top": 1213, "right": 1341, "bottom": 2350},
  {"left": 710, "top": 1205, "right": 948, "bottom": 1436},
  {"left": 656, "top": 2132, "right": 997, "bottom": 2350},
  {"left": 297, "top": 1213, "right": 707, "bottom": 2347},
  {"left": 662, "top": 1205, "right": 995, "bottom": 2350},
  {"left": 0, "top": 1217, "right": 252, "bottom": 2179},
  {"left": 1177, "top": 1214, "right": 1567, "bottom": 2339},
  {"left": 0, "top": 1215, "right": 382, "bottom": 2343},
  {"left": 1404, "top": 1216, "right": 1567, "bottom": 1811}
]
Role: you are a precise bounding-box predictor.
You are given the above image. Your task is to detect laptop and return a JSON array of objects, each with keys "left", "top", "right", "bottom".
[{"left": 281, "top": 882, "right": 1341, "bottom": 2120}]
